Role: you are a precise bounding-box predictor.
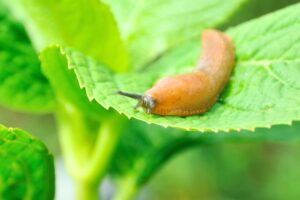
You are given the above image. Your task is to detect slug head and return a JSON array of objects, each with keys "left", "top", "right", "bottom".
[{"left": 117, "top": 91, "right": 156, "bottom": 113}]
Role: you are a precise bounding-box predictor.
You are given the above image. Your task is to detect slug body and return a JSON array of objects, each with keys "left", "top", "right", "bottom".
[{"left": 118, "top": 29, "right": 235, "bottom": 116}]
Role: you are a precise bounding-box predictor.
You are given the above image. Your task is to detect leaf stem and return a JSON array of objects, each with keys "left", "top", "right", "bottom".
[
  {"left": 83, "top": 118, "right": 123, "bottom": 183},
  {"left": 56, "top": 101, "right": 89, "bottom": 179},
  {"left": 113, "top": 174, "right": 138, "bottom": 200},
  {"left": 56, "top": 99, "right": 125, "bottom": 199},
  {"left": 75, "top": 180, "right": 98, "bottom": 200}
]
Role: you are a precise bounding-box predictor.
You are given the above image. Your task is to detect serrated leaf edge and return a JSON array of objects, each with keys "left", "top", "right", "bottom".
[{"left": 41, "top": 45, "right": 298, "bottom": 133}]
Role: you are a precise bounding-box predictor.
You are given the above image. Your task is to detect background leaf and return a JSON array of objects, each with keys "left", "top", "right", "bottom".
[
  {"left": 110, "top": 121, "right": 300, "bottom": 189},
  {"left": 143, "top": 125, "right": 300, "bottom": 200},
  {"left": 0, "top": 2, "right": 54, "bottom": 113},
  {"left": 104, "top": 0, "right": 248, "bottom": 69},
  {"left": 0, "top": 124, "right": 55, "bottom": 199},
  {"left": 3, "top": 0, "right": 128, "bottom": 72},
  {"left": 219, "top": 0, "right": 300, "bottom": 28}
]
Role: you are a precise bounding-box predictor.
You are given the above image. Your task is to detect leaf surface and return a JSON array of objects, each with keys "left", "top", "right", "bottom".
[
  {"left": 3, "top": 0, "right": 128, "bottom": 72},
  {"left": 0, "top": 3, "right": 54, "bottom": 113},
  {"left": 0, "top": 124, "right": 55, "bottom": 199},
  {"left": 104, "top": 0, "right": 248, "bottom": 69}
]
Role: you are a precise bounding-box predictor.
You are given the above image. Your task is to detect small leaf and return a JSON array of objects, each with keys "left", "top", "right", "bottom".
[
  {"left": 104, "top": 0, "right": 248, "bottom": 69},
  {"left": 0, "top": 3, "right": 54, "bottom": 113},
  {"left": 3, "top": 0, "right": 128, "bottom": 72},
  {"left": 40, "top": 3, "right": 300, "bottom": 132},
  {"left": 0, "top": 124, "right": 55, "bottom": 199}
]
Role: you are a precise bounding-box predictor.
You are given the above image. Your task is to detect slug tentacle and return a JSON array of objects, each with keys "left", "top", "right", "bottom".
[
  {"left": 117, "top": 91, "right": 143, "bottom": 100},
  {"left": 118, "top": 29, "right": 235, "bottom": 116},
  {"left": 118, "top": 91, "right": 156, "bottom": 113}
]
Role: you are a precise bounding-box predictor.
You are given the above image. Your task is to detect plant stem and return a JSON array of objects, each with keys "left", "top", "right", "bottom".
[
  {"left": 83, "top": 118, "right": 122, "bottom": 182},
  {"left": 56, "top": 100, "right": 125, "bottom": 200},
  {"left": 75, "top": 181, "right": 98, "bottom": 200},
  {"left": 113, "top": 174, "right": 138, "bottom": 200},
  {"left": 56, "top": 101, "right": 90, "bottom": 179}
]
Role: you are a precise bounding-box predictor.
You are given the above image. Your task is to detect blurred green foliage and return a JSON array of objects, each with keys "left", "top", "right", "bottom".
[
  {"left": 0, "top": 1, "right": 54, "bottom": 112},
  {"left": 146, "top": 134, "right": 300, "bottom": 199},
  {"left": 1, "top": 0, "right": 300, "bottom": 199}
]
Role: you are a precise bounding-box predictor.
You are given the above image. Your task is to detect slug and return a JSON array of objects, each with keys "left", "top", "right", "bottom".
[{"left": 118, "top": 29, "right": 235, "bottom": 116}]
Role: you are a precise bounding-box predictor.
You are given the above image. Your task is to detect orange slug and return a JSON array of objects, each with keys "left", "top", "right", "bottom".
[{"left": 118, "top": 29, "right": 235, "bottom": 116}]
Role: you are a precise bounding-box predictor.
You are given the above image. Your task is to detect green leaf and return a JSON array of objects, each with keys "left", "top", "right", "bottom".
[
  {"left": 0, "top": 3, "right": 54, "bottom": 113},
  {"left": 40, "top": 3, "right": 300, "bottom": 132},
  {"left": 3, "top": 0, "right": 128, "bottom": 72},
  {"left": 104, "top": 0, "right": 248, "bottom": 69},
  {"left": 0, "top": 124, "right": 55, "bottom": 200}
]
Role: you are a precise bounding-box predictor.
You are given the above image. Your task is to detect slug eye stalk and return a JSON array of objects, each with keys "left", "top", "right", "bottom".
[
  {"left": 117, "top": 91, "right": 156, "bottom": 113},
  {"left": 117, "top": 91, "right": 143, "bottom": 100}
]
